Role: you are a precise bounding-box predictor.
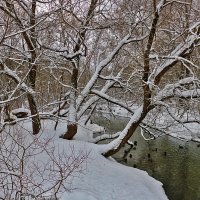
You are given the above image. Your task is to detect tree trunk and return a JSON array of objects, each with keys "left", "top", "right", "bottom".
[
  {"left": 63, "top": 68, "right": 78, "bottom": 139},
  {"left": 63, "top": 124, "right": 77, "bottom": 140},
  {"left": 27, "top": 93, "right": 41, "bottom": 135},
  {"left": 26, "top": 0, "right": 41, "bottom": 135}
]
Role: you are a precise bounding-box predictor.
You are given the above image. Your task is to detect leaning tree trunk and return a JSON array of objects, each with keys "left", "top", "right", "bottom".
[
  {"left": 103, "top": 121, "right": 142, "bottom": 157},
  {"left": 103, "top": 106, "right": 150, "bottom": 157}
]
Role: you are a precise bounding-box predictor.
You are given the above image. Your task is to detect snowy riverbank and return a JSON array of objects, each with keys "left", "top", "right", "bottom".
[{"left": 0, "top": 119, "right": 168, "bottom": 200}]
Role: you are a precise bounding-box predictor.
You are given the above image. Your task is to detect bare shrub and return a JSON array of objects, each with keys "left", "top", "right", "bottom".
[{"left": 0, "top": 122, "right": 89, "bottom": 200}]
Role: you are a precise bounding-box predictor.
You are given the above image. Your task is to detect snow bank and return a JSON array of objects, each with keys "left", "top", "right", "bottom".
[
  {"left": 12, "top": 107, "right": 30, "bottom": 115},
  {"left": 62, "top": 140, "right": 169, "bottom": 200}
]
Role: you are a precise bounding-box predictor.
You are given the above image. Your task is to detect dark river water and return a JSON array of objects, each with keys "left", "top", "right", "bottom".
[{"left": 94, "top": 116, "right": 200, "bottom": 200}]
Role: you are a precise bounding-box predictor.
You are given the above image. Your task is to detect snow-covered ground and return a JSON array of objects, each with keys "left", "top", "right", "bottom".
[{"left": 0, "top": 119, "right": 168, "bottom": 200}]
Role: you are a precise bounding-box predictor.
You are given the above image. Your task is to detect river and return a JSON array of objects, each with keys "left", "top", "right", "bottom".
[{"left": 94, "top": 116, "right": 200, "bottom": 200}]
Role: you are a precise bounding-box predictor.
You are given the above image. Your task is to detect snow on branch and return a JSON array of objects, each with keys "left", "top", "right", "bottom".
[
  {"left": 0, "top": 61, "right": 35, "bottom": 94},
  {"left": 77, "top": 80, "right": 116, "bottom": 118},
  {"left": 77, "top": 34, "right": 147, "bottom": 108},
  {"left": 157, "top": 0, "right": 166, "bottom": 13},
  {"left": 93, "top": 132, "right": 121, "bottom": 143},
  {"left": 77, "top": 96, "right": 99, "bottom": 119},
  {"left": 148, "top": 22, "right": 200, "bottom": 85},
  {"left": 149, "top": 55, "right": 199, "bottom": 70},
  {"left": 0, "top": 170, "right": 20, "bottom": 178},
  {"left": 165, "top": 106, "right": 200, "bottom": 125},
  {"left": 91, "top": 89, "right": 134, "bottom": 113},
  {"left": 40, "top": 44, "right": 84, "bottom": 60},
  {"left": 95, "top": 34, "right": 147, "bottom": 72},
  {"left": 153, "top": 77, "right": 200, "bottom": 102},
  {"left": 144, "top": 0, "right": 166, "bottom": 69},
  {"left": 4, "top": 16, "right": 46, "bottom": 40},
  {"left": 77, "top": 68, "right": 125, "bottom": 118},
  {"left": 164, "top": 0, "right": 191, "bottom": 6},
  {"left": 0, "top": 93, "right": 26, "bottom": 105},
  {"left": 2, "top": 43, "right": 29, "bottom": 58},
  {"left": 140, "top": 127, "right": 155, "bottom": 141},
  {"left": 178, "top": 89, "right": 200, "bottom": 99}
]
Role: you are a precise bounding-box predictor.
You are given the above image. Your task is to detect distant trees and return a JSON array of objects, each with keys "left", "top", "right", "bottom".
[{"left": 0, "top": 0, "right": 199, "bottom": 156}]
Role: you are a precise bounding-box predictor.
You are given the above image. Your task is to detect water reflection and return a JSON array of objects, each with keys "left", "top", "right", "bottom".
[{"left": 94, "top": 117, "right": 200, "bottom": 200}]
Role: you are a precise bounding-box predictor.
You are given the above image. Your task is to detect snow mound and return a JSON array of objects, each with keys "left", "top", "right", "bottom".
[{"left": 74, "top": 115, "right": 105, "bottom": 142}]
